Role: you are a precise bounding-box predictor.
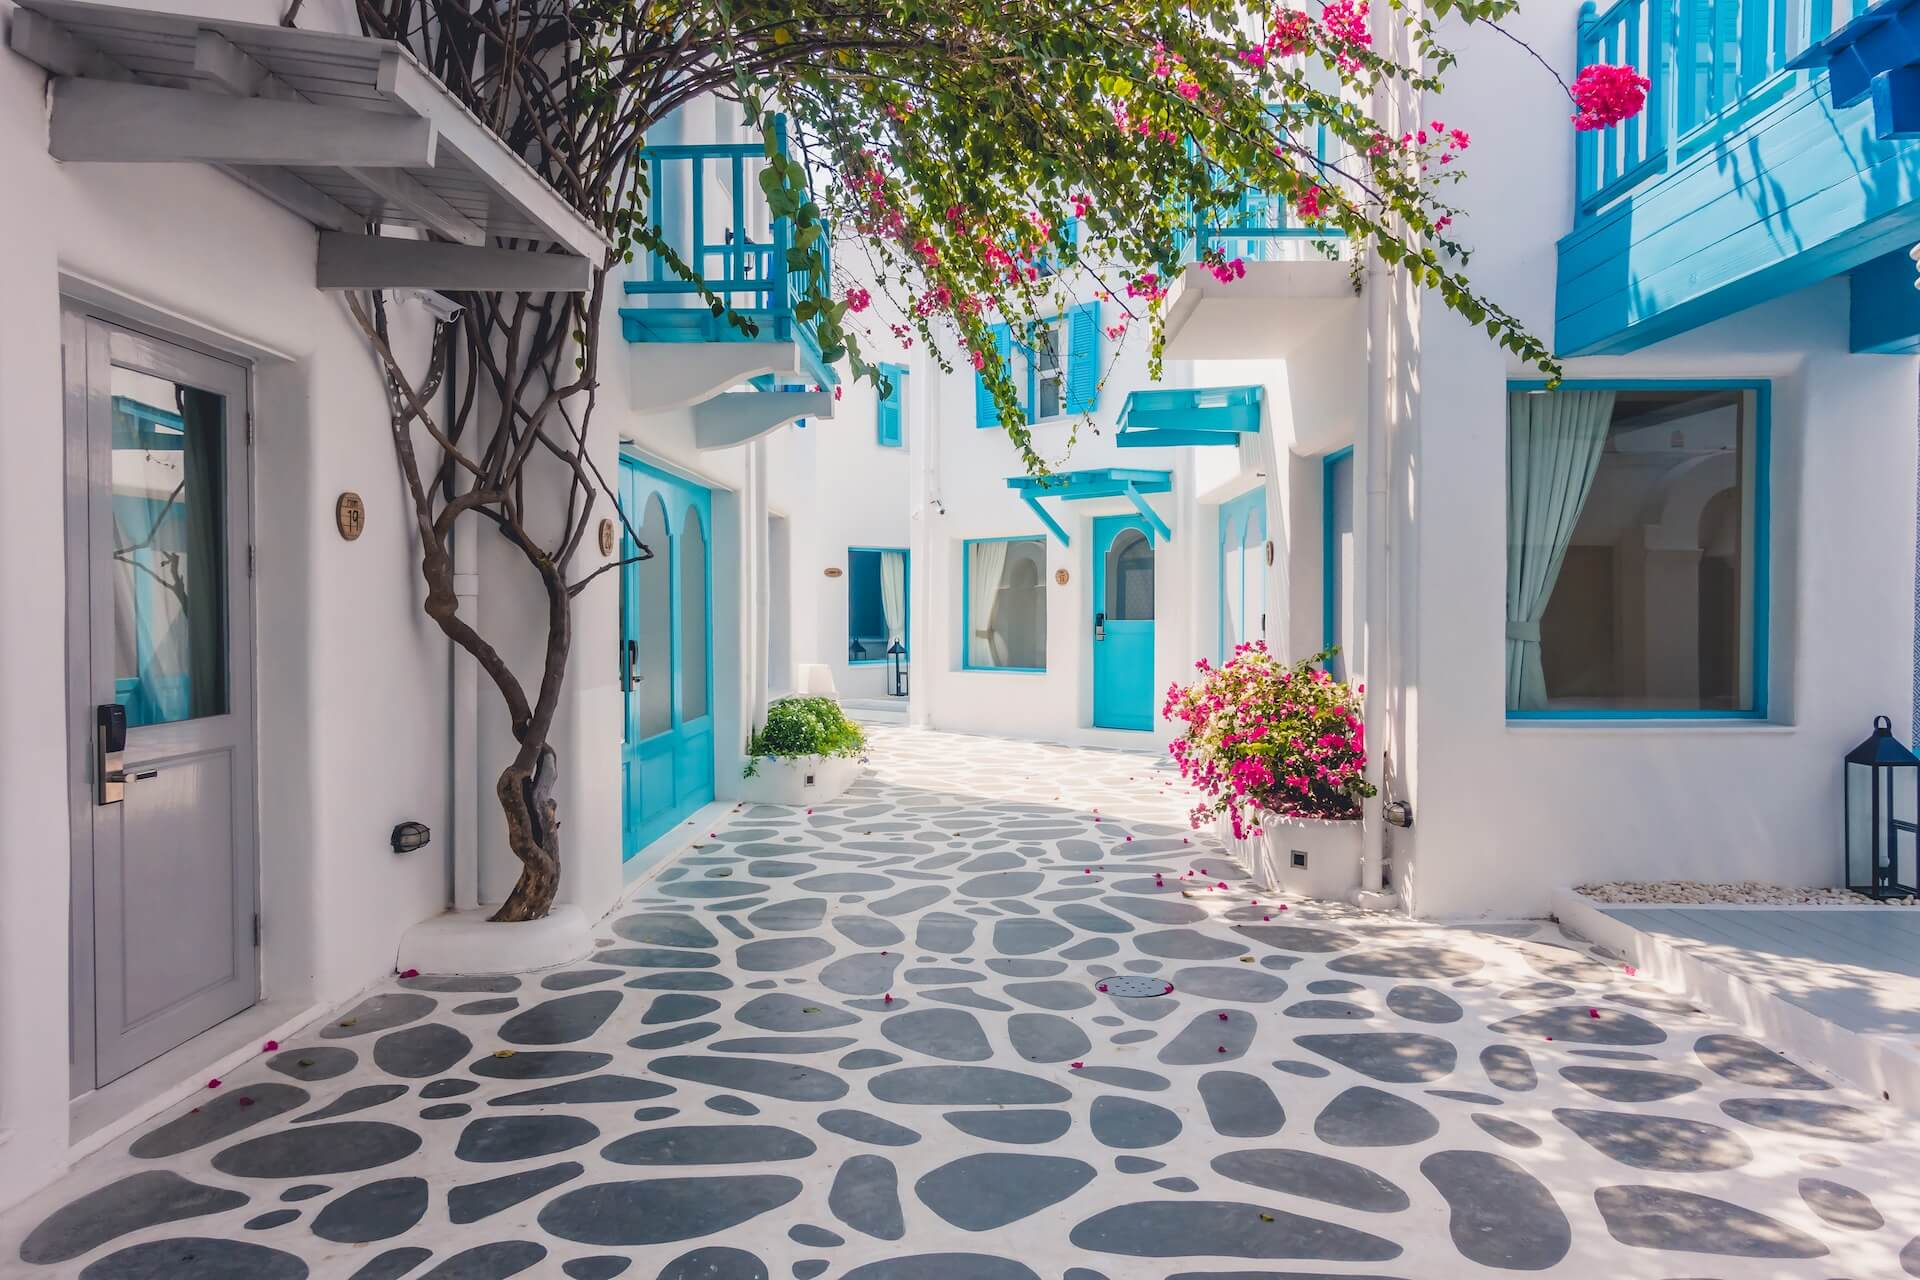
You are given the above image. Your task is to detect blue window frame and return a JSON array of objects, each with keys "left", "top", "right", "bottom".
[
  {"left": 1322, "top": 447, "right": 1354, "bottom": 680},
  {"left": 876, "top": 362, "right": 905, "bottom": 448},
  {"left": 974, "top": 303, "right": 1100, "bottom": 427},
  {"left": 1505, "top": 379, "right": 1770, "bottom": 721},
  {"left": 847, "top": 547, "right": 909, "bottom": 665},
  {"left": 962, "top": 536, "right": 1048, "bottom": 671}
]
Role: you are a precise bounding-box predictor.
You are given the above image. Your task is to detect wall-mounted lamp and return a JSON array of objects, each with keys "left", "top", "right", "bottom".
[{"left": 391, "top": 820, "right": 433, "bottom": 854}]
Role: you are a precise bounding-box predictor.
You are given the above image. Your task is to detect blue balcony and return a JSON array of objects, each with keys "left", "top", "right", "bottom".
[
  {"left": 1557, "top": 0, "right": 1920, "bottom": 355},
  {"left": 1181, "top": 126, "right": 1351, "bottom": 265},
  {"left": 620, "top": 115, "right": 838, "bottom": 392}
]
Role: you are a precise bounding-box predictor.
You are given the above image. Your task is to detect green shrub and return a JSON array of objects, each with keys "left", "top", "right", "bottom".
[{"left": 744, "top": 696, "right": 868, "bottom": 778}]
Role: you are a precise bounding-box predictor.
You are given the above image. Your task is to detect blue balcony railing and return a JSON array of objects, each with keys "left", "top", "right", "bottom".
[
  {"left": 1183, "top": 125, "right": 1351, "bottom": 264},
  {"left": 620, "top": 114, "right": 835, "bottom": 386},
  {"left": 1574, "top": 0, "right": 1874, "bottom": 217}
]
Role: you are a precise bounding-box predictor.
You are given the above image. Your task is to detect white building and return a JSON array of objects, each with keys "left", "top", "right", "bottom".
[{"left": 3, "top": 0, "right": 1917, "bottom": 1223}]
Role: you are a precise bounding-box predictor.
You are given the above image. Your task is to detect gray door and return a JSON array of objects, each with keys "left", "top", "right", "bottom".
[{"left": 65, "top": 311, "right": 258, "bottom": 1092}]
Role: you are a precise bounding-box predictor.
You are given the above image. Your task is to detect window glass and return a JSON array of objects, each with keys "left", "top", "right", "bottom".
[
  {"left": 636, "top": 496, "right": 673, "bottom": 737},
  {"left": 679, "top": 511, "right": 709, "bottom": 721},
  {"left": 1105, "top": 527, "right": 1154, "bottom": 620},
  {"left": 110, "top": 367, "right": 228, "bottom": 727},
  {"left": 1507, "top": 386, "right": 1761, "bottom": 714},
  {"left": 1031, "top": 323, "right": 1064, "bottom": 420},
  {"left": 966, "top": 538, "right": 1047, "bottom": 669},
  {"left": 847, "top": 548, "right": 908, "bottom": 663}
]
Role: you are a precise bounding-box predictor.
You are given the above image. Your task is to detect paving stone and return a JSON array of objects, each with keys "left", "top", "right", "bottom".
[
  {"left": 268, "top": 1048, "right": 358, "bottom": 1082},
  {"left": 490, "top": 1075, "right": 674, "bottom": 1105},
  {"left": 373, "top": 1024, "right": 472, "bottom": 1078},
  {"left": 1472, "top": 1113, "right": 1541, "bottom": 1148},
  {"left": 1089, "top": 1095, "right": 1182, "bottom": 1148},
  {"left": 454, "top": 1115, "right": 599, "bottom": 1162},
  {"left": 1798, "top": 1177, "right": 1883, "bottom": 1231},
  {"left": 944, "top": 1108, "right": 1073, "bottom": 1144},
  {"left": 914, "top": 1153, "right": 1097, "bottom": 1229},
  {"left": 603, "top": 1124, "right": 816, "bottom": 1165},
  {"left": 830, "top": 1154, "right": 904, "bottom": 1240},
  {"left": 1384, "top": 986, "right": 1462, "bottom": 1024},
  {"left": 448, "top": 1162, "right": 584, "bottom": 1224},
  {"left": 1594, "top": 1185, "right": 1830, "bottom": 1258},
  {"left": 1487, "top": 1006, "right": 1665, "bottom": 1046},
  {"left": 212, "top": 1122, "right": 423, "bottom": 1178},
  {"left": 1719, "top": 1096, "right": 1885, "bottom": 1143},
  {"left": 613, "top": 913, "right": 720, "bottom": 948},
  {"left": 648, "top": 1055, "right": 849, "bottom": 1101},
  {"left": 818, "top": 1110, "right": 921, "bottom": 1147},
  {"left": 839, "top": 1256, "right": 1040, "bottom": 1280},
  {"left": 245, "top": 1210, "right": 299, "bottom": 1230},
  {"left": 1560, "top": 1065, "right": 1700, "bottom": 1102},
  {"left": 539, "top": 1176, "right": 804, "bottom": 1246},
  {"left": 1212, "top": 1148, "right": 1408, "bottom": 1213},
  {"left": 870, "top": 1065, "right": 1071, "bottom": 1105},
  {"left": 1421, "top": 1149, "right": 1571, "bottom": 1270},
  {"left": 1314, "top": 1086, "right": 1438, "bottom": 1147},
  {"left": 656, "top": 1247, "right": 768, "bottom": 1280},
  {"left": 500, "top": 991, "right": 623, "bottom": 1045},
  {"left": 562, "top": 1258, "right": 631, "bottom": 1280},
  {"left": 1007, "top": 1012, "right": 1091, "bottom": 1063},
  {"left": 1326, "top": 946, "right": 1483, "bottom": 978},
  {"left": 1158, "top": 1009, "right": 1256, "bottom": 1064},
  {"left": 1067, "top": 1200, "right": 1400, "bottom": 1261},
  {"left": 1197, "top": 1071, "right": 1284, "bottom": 1138},
  {"left": 417, "top": 1241, "right": 549, "bottom": 1278},
  {"left": 19, "top": 1172, "right": 251, "bottom": 1265},
  {"left": 131, "top": 1083, "right": 311, "bottom": 1157},
  {"left": 310, "top": 1177, "right": 428, "bottom": 1243},
  {"left": 1294, "top": 1032, "right": 1456, "bottom": 1083},
  {"left": 76, "top": 1238, "right": 310, "bottom": 1279},
  {"left": 1695, "top": 1034, "right": 1831, "bottom": 1090},
  {"left": 1170, "top": 967, "right": 1287, "bottom": 1003},
  {"left": 321, "top": 994, "right": 438, "bottom": 1039},
  {"left": 736, "top": 993, "right": 861, "bottom": 1031},
  {"left": 1554, "top": 1108, "right": 1752, "bottom": 1170},
  {"left": 1480, "top": 1045, "right": 1537, "bottom": 1092}
]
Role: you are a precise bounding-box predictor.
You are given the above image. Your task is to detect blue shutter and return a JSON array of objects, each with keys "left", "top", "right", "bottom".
[
  {"left": 876, "top": 363, "right": 905, "bottom": 447},
  {"left": 975, "top": 323, "right": 1013, "bottom": 428},
  {"left": 1065, "top": 303, "right": 1100, "bottom": 414}
]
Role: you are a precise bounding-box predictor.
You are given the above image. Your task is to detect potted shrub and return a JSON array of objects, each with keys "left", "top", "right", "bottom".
[
  {"left": 738, "top": 696, "right": 869, "bottom": 805},
  {"left": 1164, "top": 643, "right": 1376, "bottom": 900}
]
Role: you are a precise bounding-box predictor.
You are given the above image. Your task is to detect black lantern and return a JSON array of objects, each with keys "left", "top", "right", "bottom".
[
  {"left": 1844, "top": 716, "right": 1919, "bottom": 899},
  {"left": 849, "top": 638, "right": 869, "bottom": 664},
  {"left": 887, "top": 639, "right": 909, "bottom": 698},
  {"left": 391, "top": 820, "right": 432, "bottom": 854}
]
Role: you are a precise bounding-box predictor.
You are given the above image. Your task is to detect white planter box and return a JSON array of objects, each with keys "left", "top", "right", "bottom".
[
  {"left": 1251, "top": 812, "right": 1364, "bottom": 901},
  {"left": 735, "top": 753, "right": 864, "bottom": 806}
]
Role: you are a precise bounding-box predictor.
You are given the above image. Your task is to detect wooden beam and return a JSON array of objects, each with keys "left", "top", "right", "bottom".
[
  {"left": 8, "top": 8, "right": 128, "bottom": 79},
  {"left": 342, "top": 165, "right": 485, "bottom": 246},
  {"left": 1123, "top": 482, "right": 1173, "bottom": 543},
  {"left": 49, "top": 78, "right": 439, "bottom": 168},
  {"left": 1019, "top": 492, "right": 1072, "bottom": 548},
  {"left": 316, "top": 232, "right": 592, "bottom": 291}
]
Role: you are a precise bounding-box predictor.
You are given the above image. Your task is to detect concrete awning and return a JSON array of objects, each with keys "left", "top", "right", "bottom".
[{"left": 11, "top": 0, "right": 608, "bottom": 290}]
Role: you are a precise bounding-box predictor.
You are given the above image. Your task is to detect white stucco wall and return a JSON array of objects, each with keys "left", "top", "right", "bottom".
[
  {"left": 1392, "top": 7, "right": 1920, "bottom": 917},
  {"left": 0, "top": 0, "right": 451, "bottom": 1210}
]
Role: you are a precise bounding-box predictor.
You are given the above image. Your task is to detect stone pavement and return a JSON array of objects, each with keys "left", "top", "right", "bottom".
[{"left": 4, "top": 725, "right": 1917, "bottom": 1278}]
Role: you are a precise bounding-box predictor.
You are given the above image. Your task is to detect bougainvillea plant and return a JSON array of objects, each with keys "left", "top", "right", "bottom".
[{"left": 1164, "top": 643, "right": 1378, "bottom": 837}]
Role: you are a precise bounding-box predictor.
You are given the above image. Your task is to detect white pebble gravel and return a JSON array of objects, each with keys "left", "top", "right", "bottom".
[{"left": 1576, "top": 880, "right": 1917, "bottom": 906}]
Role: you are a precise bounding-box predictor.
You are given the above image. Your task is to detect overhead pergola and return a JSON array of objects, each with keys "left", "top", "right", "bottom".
[
  {"left": 11, "top": 0, "right": 607, "bottom": 292},
  {"left": 1116, "top": 384, "right": 1264, "bottom": 448},
  {"left": 1004, "top": 468, "right": 1172, "bottom": 547}
]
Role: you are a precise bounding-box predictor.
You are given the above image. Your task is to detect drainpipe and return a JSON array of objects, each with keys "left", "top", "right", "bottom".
[
  {"left": 446, "top": 333, "right": 480, "bottom": 913},
  {"left": 1358, "top": 247, "right": 1391, "bottom": 903}
]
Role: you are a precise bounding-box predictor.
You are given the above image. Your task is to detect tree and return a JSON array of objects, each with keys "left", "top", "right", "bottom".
[{"left": 343, "top": 0, "right": 1583, "bottom": 921}]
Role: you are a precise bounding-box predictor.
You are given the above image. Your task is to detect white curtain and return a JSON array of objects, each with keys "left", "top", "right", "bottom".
[
  {"left": 967, "top": 541, "right": 1008, "bottom": 667},
  {"left": 879, "top": 550, "right": 907, "bottom": 652},
  {"left": 1506, "top": 389, "right": 1614, "bottom": 710}
]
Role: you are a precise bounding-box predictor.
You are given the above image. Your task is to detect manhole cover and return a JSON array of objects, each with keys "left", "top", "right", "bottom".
[{"left": 1098, "top": 975, "right": 1173, "bottom": 999}]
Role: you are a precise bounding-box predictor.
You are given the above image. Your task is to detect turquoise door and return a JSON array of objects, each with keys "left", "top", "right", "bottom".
[
  {"left": 1219, "top": 487, "right": 1268, "bottom": 659},
  {"left": 619, "top": 456, "right": 715, "bottom": 863},
  {"left": 1092, "top": 514, "right": 1156, "bottom": 731}
]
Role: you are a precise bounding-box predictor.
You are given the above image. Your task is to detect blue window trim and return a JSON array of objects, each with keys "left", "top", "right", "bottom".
[
  {"left": 1321, "top": 446, "right": 1353, "bottom": 665},
  {"left": 961, "top": 535, "right": 1048, "bottom": 672},
  {"left": 1504, "top": 378, "right": 1772, "bottom": 723},
  {"left": 846, "top": 545, "right": 909, "bottom": 665},
  {"left": 975, "top": 304, "right": 1099, "bottom": 427}
]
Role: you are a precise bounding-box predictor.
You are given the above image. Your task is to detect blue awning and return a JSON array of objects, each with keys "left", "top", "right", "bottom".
[
  {"left": 1116, "top": 384, "right": 1263, "bottom": 448},
  {"left": 1004, "top": 468, "right": 1172, "bottom": 547}
]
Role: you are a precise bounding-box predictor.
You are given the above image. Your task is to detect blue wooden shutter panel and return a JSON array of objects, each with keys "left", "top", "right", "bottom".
[
  {"left": 1066, "top": 303, "right": 1100, "bottom": 414},
  {"left": 877, "top": 363, "right": 904, "bottom": 446},
  {"left": 975, "top": 324, "right": 1014, "bottom": 428}
]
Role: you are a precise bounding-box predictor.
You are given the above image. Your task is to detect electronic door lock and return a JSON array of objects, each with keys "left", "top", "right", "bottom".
[
  {"left": 626, "top": 639, "right": 642, "bottom": 687},
  {"left": 1094, "top": 611, "right": 1106, "bottom": 641},
  {"left": 95, "top": 703, "right": 126, "bottom": 806}
]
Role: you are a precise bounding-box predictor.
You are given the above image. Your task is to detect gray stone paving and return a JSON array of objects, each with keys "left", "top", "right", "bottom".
[{"left": 4, "top": 725, "right": 1919, "bottom": 1278}]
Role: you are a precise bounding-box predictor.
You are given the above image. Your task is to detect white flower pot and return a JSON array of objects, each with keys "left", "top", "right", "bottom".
[
  {"left": 735, "top": 754, "right": 864, "bottom": 806},
  {"left": 1251, "top": 812, "right": 1364, "bottom": 901}
]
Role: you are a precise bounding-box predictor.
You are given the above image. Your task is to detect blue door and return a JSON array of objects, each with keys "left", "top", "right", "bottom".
[
  {"left": 619, "top": 456, "right": 715, "bottom": 863},
  {"left": 1093, "top": 514, "right": 1156, "bottom": 731},
  {"left": 1219, "top": 487, "right": 1268, "bottom": 659}
]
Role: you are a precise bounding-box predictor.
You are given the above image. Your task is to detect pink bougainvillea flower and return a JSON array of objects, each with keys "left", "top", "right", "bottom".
[
  {"left": 1070, "top": 1061, "right": 1085, "bottom": 1069},
  {"left": 1218, "top": 1012, "right": 1230, "bottom": 1021},
  {"left": 399, "top": 968, "right": 419, "bottom": 980},
  {"left": 262, "top": 1040, "right": 278, "bottom": 1053},
  {"left": 206, "top": 1078, "right": 222, "bottom": 1089},
  {"left": 845, "top": 286, "right": 871, "bottom": 313},
  {"left": 1098, "top": 983, "right": 1109, "bottom": 992},
  {"left": 1570, "top": 63, "right": 1651, "bottom": 131},
  {"left": 1216, "top": 1045, "right": 1227, "bottom": 1053},
  {"left": 237, "top": 1096, "right": 255, "bottom": 1108},
  {"left": 883, "top": 992, "right": 894, "bottom": 1004},
  {"left": 1588, "top": 1008, "right": 1601, "bottom": 1018}
]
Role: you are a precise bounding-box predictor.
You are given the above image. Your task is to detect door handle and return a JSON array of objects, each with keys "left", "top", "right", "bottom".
[
  {"left": 1094, "top": 611, "right": 1106, "bottom": 642},
  {"left": 95, "top": 703, "right": 126, "bottom": 806}
]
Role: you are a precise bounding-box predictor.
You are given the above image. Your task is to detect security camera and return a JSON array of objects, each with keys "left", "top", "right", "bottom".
[{"left": 401, "top": 289, "right": 464, "bottom": 323}]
